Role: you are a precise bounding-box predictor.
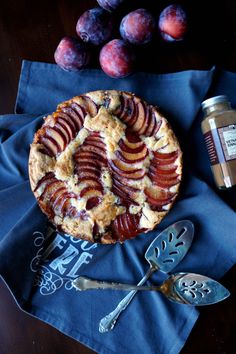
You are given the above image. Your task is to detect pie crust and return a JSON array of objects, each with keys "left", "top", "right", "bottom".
[{"left": 29, "top": 90, "right": 182, "bottom": 244}]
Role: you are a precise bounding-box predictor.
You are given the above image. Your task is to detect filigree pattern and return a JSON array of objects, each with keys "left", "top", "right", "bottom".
[{"left": 30, "top": 227, "right": 97, "bottom": 295}]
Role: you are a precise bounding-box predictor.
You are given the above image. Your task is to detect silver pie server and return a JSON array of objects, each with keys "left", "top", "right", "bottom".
[
  {"left": 73, "top": 220, "right": 194, "bottom": 332},
  {"left": 73, "top": 273, "right": 230, "bottom": 306}
]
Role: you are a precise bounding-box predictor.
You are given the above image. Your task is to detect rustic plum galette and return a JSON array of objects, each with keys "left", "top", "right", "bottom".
[{"left": 29, "top": 90, "right": 182, "bottom": 243}]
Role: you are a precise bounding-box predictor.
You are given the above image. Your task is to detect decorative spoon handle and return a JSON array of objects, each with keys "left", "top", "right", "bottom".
[
  {"left": 73, "top": 276, "right": 154, "bottom": 291},
  {"left": 98, "top": 267, "right": 156, "bottom": 333}
]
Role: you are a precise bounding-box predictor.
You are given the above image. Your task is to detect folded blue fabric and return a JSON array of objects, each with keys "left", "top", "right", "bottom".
[{"left": 1, "top": 61, "right": 236, "bottom": 354}]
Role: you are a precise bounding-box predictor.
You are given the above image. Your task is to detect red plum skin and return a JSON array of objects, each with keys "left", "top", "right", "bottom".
[
  {"left": 54, "top": 37, "right": 90, "bottom": 71},
  {"left": 158, "top": 4, "right": 187, "bottom": 41},
  {"left": 76, "top": 7, "right": 113, "bottom": 46},
  {"left": 99, "top": 39, "right": 136, "bottom": 78},
  {"left": 120, "top": 8, "right": 156, "bottom": 45},
  {"left": 97, "top": 0, "right": 124, "bottom": 12}
]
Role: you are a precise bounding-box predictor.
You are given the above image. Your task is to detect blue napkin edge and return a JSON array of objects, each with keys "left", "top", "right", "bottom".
[{"left": 15, "top": 60, "right": 217, "bottom": 115}]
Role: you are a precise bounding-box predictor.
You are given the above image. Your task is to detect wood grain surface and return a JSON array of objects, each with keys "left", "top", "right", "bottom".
[{"left": 0, "top": 1, "right": 236, "bottom": 353}]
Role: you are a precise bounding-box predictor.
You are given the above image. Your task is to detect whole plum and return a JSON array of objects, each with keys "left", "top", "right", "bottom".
[
  {"left": 54, "top": 37, "right": 90, "bottom": 71},
  {"left": 120, "top": 8, "right": 155, "bottom": 45},
  {"left": 158, "top": 4, "right": 187, "bottom": 41},
  {"left": 76, "top": 7, "right": 113, "bottom": 46},
  {"left": 97, "top": 0, "right": 125, "bottom": 12},
  {"left": 99, "top": 39, "right": 135, "bottom": 78}
]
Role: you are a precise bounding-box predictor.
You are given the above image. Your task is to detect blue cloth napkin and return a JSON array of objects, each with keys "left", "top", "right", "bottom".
[{"left": 1, "top": 60, "right": 236, "bottom": 354}]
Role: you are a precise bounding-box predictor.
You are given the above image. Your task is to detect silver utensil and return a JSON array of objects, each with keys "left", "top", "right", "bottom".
[
  {"left": 73, "top": 220, "right": 194, "bottom": 332},
  {"left": 99, "top": 220, "right": 194, "bottom": 332},
  {"left": 73, "top": 273, "right": 230, "bottom": 306}
]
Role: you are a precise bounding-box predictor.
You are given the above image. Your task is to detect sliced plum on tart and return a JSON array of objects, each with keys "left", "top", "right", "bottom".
[{"left": 29, "top": 90, "right": 182, "bottom": 243}]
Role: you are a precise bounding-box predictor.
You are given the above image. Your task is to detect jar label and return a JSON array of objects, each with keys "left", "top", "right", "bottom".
[
  {"left": 203, "top": 130, "right": 219, "bottom": 165},
  {"left": 218, "top": 125, "right": 236, "bottom": 161}
]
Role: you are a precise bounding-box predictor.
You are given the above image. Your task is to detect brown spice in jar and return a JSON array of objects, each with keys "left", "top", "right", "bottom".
[{"left": 201, "top": 95, "right": 236, "bottom": 189}]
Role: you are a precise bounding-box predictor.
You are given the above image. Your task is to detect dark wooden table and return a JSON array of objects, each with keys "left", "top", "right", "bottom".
[{"left": 0, "top": 1, "right": 236, "bottom": 353}]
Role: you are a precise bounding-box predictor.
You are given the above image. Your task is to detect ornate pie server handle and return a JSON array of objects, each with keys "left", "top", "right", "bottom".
[{"left": 98, "top": 266, "right": 156, "bottom": 333}]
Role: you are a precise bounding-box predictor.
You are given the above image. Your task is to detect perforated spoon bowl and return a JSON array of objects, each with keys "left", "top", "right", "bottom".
[
  {"left": 73, "top": 220, "right": 194, "bottom": 332},
  {"left": 143, "top": 220, "right": 194, "bottom": 274}
]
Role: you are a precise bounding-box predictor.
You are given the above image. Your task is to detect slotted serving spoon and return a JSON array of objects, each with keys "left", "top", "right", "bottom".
[
  {"left": 73, "top": 220, "right": 194, "bottom": 332},
  {"left": 73, "top": 273, "right": 230, "bottom": 306}
]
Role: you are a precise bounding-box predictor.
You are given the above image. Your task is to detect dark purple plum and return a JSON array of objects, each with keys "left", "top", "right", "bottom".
[
  {"left": 99, "top": 39, "right": 135, "bottom": 78},
  {"left": 54, "top": 37, "right": 90, "bottom": 72},
  {"left": 158, "top": 4, "right": 187, "bottom": 41},
  {"left": 97, "top": 0, "right": 124, "bottom": 12},
  {"left": 76, "top": 7, "right": 113, "bottom": 46},
  {"left": 120, "top": 8, "right": 155, "bottom": 45}
]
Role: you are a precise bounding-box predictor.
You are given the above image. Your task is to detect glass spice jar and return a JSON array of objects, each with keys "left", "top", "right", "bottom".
[{"left": 201, "top": 95, "right": 236, "bottom": 189}]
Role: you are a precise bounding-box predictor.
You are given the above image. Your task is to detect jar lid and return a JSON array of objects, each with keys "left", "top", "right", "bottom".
[{"left": 201, "top": 95, "right": 228, "bottom": 110}]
